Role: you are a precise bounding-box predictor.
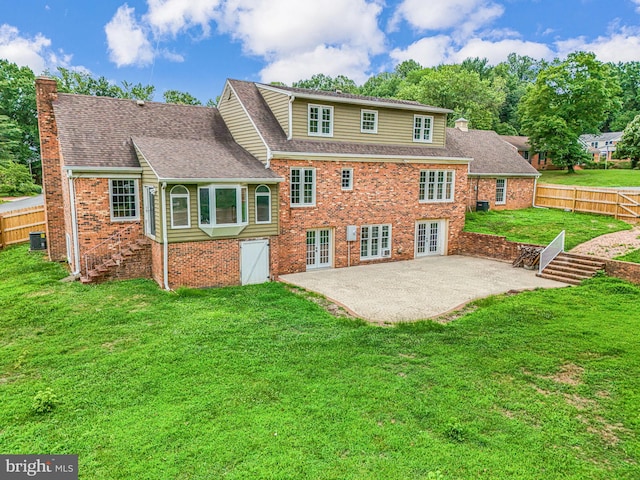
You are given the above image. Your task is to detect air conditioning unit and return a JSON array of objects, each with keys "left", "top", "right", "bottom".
[{"left": 381, "top": 248, "right": 391, "bottom": 257}]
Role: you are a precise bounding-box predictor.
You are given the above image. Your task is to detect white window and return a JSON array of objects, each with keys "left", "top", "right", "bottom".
[
  {"left": 143, "top": 185, "right": 156, "bottom": 237},
  {"left": 360, "top": 109, "right": 378, "bottom": 134},
  {"left": 170, "top": 185, "right": 190, "bottom": 228},
  {"left": 413, "top": 115, "right": 433, "bottom": 143},
  {"left": 198, "top": 185, "right": 248, "bottom": 227},
  {"left": 255, "top": 185, "right": 271, "bottom": 224},
  {"left": 110, "top": 179, "right": 139, "bottom": 221},
  {"left": 341, "top": 168, "right": 353, "bottom": 191},
  {"left": 360, "top": 224, "right": 391, "bottom": 260},
  {"left": 308, "top": 104, "right": 333, "bottom": 137},
  {"left": 419, "top": 170, "right": 455, "bottom": 203},
  {"left": 496, "top": 178, "right": 506, "bottom": 205},
  {"left": 290, "top": 168, "right": 315, "bottom": 206}
]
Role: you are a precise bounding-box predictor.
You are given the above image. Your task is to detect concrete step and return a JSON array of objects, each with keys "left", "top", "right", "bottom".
[
  {"left": 542, "top": 267, "right": 593, "bottom": 281},
  {"left": 554, "top": 253, "right": 606, "bottom": 269},
  {"left": 537, "top": 272, "right": 582, "bottom": 285}
]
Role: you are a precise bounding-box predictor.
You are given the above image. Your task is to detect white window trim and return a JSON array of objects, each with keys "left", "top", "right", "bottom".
[
  {"left": 413, "top": 114, "right": 434, "bottom": 143},
  {"left": 360, "top": 109, "right": 378, "bottom": 134},
  {"left": 143, "top": 185, "right": 156, "bottom": 238},
  {"left": 290, "top": 167, "right": 316, "bottom": 207},
  {"left": 308, "top": 104, "right": 334, "bottom": 137},
  {"left": 360, "top": 224, "right": 392, "bottom": 261},
  {"left": 255, "top": 185, "right": 272, "bottom": 224},
  {"left": 496, "top": 178, "right": 507, "bottom": 205},
  {"left": 198, "top": 184, "right": 249, "bottom": 228},
  {"left": 170, "top": 185, "right": 191, "bottom": 229},
  {"left": 109, "top": 179, "right": 139, "bottom": 222},
  {"left": 341, "top": 168, "right": 353, "bottom": 191},
  {"left": 419, "top": 170, "right": 455, "bottom": 203}
]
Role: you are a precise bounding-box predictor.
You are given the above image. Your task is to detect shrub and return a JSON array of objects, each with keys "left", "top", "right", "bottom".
[{"left": 32, "top": 388, "right": 58, "bottom": 414}]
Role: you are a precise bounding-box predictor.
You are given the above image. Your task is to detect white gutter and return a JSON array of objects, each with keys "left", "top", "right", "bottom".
[
  {"left": 161, "top": 182, "right": 169, "bottom": 290},
  {"left": 67, "top": 173, "right": 81, "bottom": 275},
  {"left": 287, "top": 95, "right": 294, "bottom": 140},
  {"left": 270, "top": 150, "right": 473, "bottom": 164},
  {"left": 62, "top": 166, "right": 143, "bottom": 174},
  {"left": 468, "top": 173, "right": 541, "bottom": 178},
  {"left": 157, "top": 177, "right": 284, "bottom": 183}
]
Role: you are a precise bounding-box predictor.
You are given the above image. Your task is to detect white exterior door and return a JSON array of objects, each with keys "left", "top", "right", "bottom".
[
  {"left": 240, "top": 239, "right": 270, "bottom": 285},
  {"left": 415, "top": 220, "right": 446, "bottom": 257},
  {"left": 306, "top": 229, "right": 332, "bottom": 269}
]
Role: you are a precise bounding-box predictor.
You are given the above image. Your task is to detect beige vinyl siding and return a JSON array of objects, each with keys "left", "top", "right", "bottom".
[
  {"left": 218, "top": 86, "right": 269, "bottom": 163},
  {"left": 137, "top": 151, "right": 162, "bottom": 240},
  {"left": 166, "top": 184, "right": 279, "bottom": 243},
  {"left": 258, "top": 87, "right": 289, "bottom": 136},
  {"left": 291, "top": 100, "right": 447, "bottom": 147}
]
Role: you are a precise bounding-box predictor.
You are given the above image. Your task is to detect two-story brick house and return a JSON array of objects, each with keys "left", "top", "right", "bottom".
[{"left": 36, "top": 77, "right": 537, "bottom": 289}]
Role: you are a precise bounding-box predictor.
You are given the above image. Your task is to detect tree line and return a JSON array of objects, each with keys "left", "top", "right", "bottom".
[{"left": 1, "top": 51, "right": 640, "bottom": 194}]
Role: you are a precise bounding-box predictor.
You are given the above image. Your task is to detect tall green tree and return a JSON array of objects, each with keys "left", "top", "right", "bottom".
[
  {"left": 397, "top": 64, "right": 506, "bottom": 130},
  {"left": 0, "top": 60, "right": 39, "bottom": 169},
  {"left": 53, "top": 67, "right": 155, "bottom": 101},
  {"left": 292, "top": 74, "right": 358, "bottom": 93},
  {"left": 614, "top": 114, "right": 640, "bottom": 169},
  {"left": 519, "top": 52, "right": 621, "bottom": 172},
  {"left": 163, "top": 89, "right": 202, "bottom": 105},
  {"left": 607, "top": 62, "right": 640, "bottom": 131}
]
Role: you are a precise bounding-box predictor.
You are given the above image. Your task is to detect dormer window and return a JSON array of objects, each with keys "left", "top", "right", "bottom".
[
  {"left": 413, "top": 115, "right": 433, "bottom": 143},
  {"left": 308, "top": 104, "right": 333, "bottom": 137},
  {"left": 361, "top": 109, "right": 378, "bottom": 133}
]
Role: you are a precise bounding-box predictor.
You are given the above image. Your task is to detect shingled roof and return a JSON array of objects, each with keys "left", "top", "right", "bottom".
[
  {"left": 53, "top": 93, "right": 279, "bottom": 181},
  {"left": 450, "top": 129, "right": 539, "bottom": 176}
]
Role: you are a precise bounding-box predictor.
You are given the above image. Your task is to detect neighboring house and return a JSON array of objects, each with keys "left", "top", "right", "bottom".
[
  {"left": 579, "top": 132, "right": 623, "bottom": 164},
  {"left": 36, "top": 77, "right": 538, "bottom": 289},
  {"left": 500, "top": 135, "right": 559, "bottom": 171}
]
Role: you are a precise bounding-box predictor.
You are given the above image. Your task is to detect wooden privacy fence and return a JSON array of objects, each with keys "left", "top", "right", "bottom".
[
  {"left": 535, "top": 184, "right": 640, "bottom": 220},
  {"left": 0, "top": 205, "right": 46, "bottom": 249}
]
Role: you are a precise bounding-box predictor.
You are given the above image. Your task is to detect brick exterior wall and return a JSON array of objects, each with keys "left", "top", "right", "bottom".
[
  {"left": 151, "top": 239, "right": 164, "bottom": 287},
  {"left": 165, "top": 237, "right": 278, "bottom": 289},
  {"left": 468, "top": 177, "right": 536, "bottom": 211},
  {"left": 455, "top": 231, "right": 542, "bottom": 262},
  {"left": 271, "top": 159, "right": 469, "bottom": 274},
  {"left": 36, "top": 77, "right": 68, "bottom": 262}
]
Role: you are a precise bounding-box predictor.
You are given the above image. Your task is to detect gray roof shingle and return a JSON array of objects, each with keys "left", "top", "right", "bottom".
[
  {"left": 452, "top": 129, "right": 539, "bottom": 176},
  {"left": 53, "top": 93, "right": 279, "bottom": 181}
]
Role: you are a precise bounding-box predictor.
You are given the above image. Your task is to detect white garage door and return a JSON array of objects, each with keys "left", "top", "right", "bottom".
[{"left": 241, "top": 239, "right": 270, "bottom": 285}]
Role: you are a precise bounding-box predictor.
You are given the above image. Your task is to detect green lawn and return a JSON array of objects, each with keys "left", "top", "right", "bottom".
[
  {"left": 539, "top": 169, "right": 640, "bottom": 187},
  {"left": 1, "top": 245, "right": 639, "bottom": 479},
  {"left": 464, "top": 207, "right": 632, "bottom": 249}
]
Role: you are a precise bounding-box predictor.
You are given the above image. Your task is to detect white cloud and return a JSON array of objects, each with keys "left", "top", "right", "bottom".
[
  {"left": 145, "top": 0, "right": 220, "bottom": 37},
  {"left": 105, "top": 4, "right": 155, "bottom": 67},
  {"left": 216, "top": 0, "right": 385, "bottom": 57},
  {"left": 390, "top": 36, "right": 452, "bottom": 67},
  {"left": 260, "top": 45, "right": 372, "bottom": 84},
  {"left": 452, "top": 38, "right": 554, "bottom": 64},
  {"left": 633, "top": 0, "right": 640, "bottom": 13},
  {"left": 391, "top": 0, "right": 503, "bottom": 36},
  {"left": 0, "top": 24, "right": 52, "bottom": 73},
  {"left": 555, "top": 27, "right": 640, "bottom": 62}
]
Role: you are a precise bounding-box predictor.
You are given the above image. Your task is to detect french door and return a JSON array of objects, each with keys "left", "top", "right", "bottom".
[
  {"left": 415, "top": 220, "right": 445, "bottom": 257},
  {"left": 306, "top": 229, "right": 332, "bottom": 269}
]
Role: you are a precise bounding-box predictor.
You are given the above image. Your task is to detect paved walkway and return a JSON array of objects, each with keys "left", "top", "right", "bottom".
[
  {"left": 0, "top": 195, "right": 44, "bottom": 213},
  {"left": 280, "top": 255, "right": 568, "bottom": 323},
  {"left": 570, "top": 226, "right": 640, "bottom": 259}
]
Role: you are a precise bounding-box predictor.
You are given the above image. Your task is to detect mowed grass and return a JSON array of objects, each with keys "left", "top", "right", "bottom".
[
  {"left": 464, "top": 207, "right": 632, "bottom": 249},
  {"left": 1, "top": 245, "right": 639, "bottom": 479},
  {"left": 539, "top": 169, "right": 640, "bottom": 187}
]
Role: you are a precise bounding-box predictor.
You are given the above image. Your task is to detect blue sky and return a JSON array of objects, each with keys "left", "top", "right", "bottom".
[{"left": 2, "top": 0, "right": 640, "bottom": 103}]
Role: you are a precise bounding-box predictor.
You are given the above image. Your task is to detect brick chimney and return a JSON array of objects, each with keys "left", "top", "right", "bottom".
[
  {"left": 455, "top": 118, "right": 469, "bottom": 132},
  {"left": 35, "top": 77, "right": 67, "bottom": 262}
]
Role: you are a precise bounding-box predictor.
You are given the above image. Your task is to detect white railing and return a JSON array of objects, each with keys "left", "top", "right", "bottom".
[
  {"left": 82, "top": 224, "right": 137, "bottom": 278},
  {"left": 539, "top": 230, "right": 565, "bottom": 274}
]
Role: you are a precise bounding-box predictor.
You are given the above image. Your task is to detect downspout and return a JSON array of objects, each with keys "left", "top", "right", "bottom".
[
  {"left": 287, "top": 95, "right": 295, "bottom": 140},
  {"left": 266, "top": 147, "right": 272, "bottom": 169},
  {"left": 67, "top": 172, "right": 81, "bottom": 275},
  {"left": 161, "top": 182, "right": 170, "bottom": 290}
]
